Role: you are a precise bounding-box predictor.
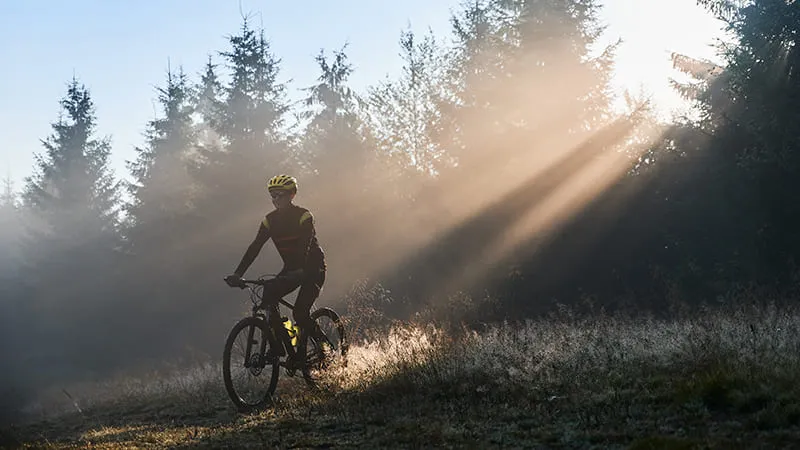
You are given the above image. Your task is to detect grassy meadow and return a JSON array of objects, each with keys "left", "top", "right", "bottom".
[{"left": 4, "top": 299, "right": 800, "bottom": 449}]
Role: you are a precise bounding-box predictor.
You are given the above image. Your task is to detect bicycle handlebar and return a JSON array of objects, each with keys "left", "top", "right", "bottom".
[
  {"left": 224, "top": 274, "right": 301, "bottom": 290},
  {"left": 225, "top": 275, "right": 298, "bottom": 310},
  {"left": 225, "top": 278, "right": 272, "bottom": 289}
]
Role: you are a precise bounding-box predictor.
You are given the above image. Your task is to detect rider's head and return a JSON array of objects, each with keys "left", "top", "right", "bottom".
[{"left": 267, "top": 174, "right": 298, "bottom": 209}]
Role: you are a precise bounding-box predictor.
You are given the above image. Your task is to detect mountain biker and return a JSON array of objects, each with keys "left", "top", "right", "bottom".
[{"left": 224, "top": 174, "right": 326, "bottom": 371}]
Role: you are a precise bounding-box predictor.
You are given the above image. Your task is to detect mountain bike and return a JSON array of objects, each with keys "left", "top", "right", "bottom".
[{"left": 222, "top": 275, "right": 348, "bottom": 412}]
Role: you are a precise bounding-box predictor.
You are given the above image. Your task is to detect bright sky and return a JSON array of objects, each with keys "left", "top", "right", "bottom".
[{"left": 0, "top": 0, "right": 728, "bottom": 192}]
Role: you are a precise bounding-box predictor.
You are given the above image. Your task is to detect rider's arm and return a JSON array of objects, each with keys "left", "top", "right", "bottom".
[{"left": 233, "top": 219, "right": 271, "bottom": 277}]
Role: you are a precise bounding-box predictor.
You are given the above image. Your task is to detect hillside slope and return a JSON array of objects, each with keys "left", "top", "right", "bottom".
[{"left": 5, "top": 303, "right": 800, "bottom": 449}]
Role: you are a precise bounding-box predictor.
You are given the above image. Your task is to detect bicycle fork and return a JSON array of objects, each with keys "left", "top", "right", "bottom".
[{"left": 243, "top": 323, "right": 269, "bottom": 368}]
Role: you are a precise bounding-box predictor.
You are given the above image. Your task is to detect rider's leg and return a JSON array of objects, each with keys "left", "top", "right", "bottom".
[
  {"left": 292, "top": 269, "right": 326, "bottom": 366},
  {"left": 260, "top": 277, "right": 299, "bottom": 308},
  {"left": 260, "top": 277, "right": 300, "bottom": 357}
]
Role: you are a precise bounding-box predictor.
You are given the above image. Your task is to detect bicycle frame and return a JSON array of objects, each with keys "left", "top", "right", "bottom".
[{"left": 242, "top": 279, "right": 302, "bottom": 366}]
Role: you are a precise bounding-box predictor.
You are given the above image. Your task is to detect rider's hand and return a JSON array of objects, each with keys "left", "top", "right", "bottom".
[{"left": 224, "top": 274, "right": 245, "bottom": 288}]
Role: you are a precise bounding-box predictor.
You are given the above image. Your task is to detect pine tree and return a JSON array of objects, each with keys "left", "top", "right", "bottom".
[
  {"left": 442, "top": 0, "right": 621, "bottom": 155},
  {"left": 437, "top": 0, "right": 509, "bottom": 158},
  {"left": 193, "top": 55, "right": 225, "bottom": 150},
  {"left": 297, "top": 45, "right": 380, "bottom": 276},
  {"left": 300, "top": 46, "right": 369, "bottom": 181},
  {"left": 114, "top": 66, "right": 202, "bottom": 342},
  {"left": 23, "top": 77, "right": 121, "bottom": 258},
  {"left": 507, "top": 0, "right": 616, "bottom": 128},
  {"left": 1, "top": 175, "right": 17, "bottom": 211},
  {"left": 217, "top": 18, "right": 289, "bottom": 150},
  {"left": 190, "top": 18, "right": 292, "bottom": 206},
  {"left": 367, "top": 28, "right": 450, "bottom": 177},
  {"left": 19, "top": 77, "right": 123, "bottom": 375},
  {"left": 0, "top": 175, "right": 21, "bottom": 267},
  {"left": 0, "top": 175, "right": 26, "bottom": 422},
  {"left": 126, "top": 66, "right": 196, "bottom": 231},
  {"left": 692, "top": 0, "right": 800, "bottom": 280}
]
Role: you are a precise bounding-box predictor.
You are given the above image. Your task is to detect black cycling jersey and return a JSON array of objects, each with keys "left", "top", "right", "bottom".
[{"left": 234, "top": 204, "right": 326, "bottom": 276}]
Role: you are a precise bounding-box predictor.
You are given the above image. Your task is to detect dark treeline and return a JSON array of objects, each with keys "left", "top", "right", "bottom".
[{"left": 1, "top": 0, "right": 798, "bottom": 420}]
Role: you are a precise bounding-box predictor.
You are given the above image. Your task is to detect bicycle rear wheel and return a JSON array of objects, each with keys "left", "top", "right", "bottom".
[
  {"left": 223, "top": 316, "right": 280, "bottom": 412},
  {"left": 302, "top": 307, "right": 348, "bottom": 385}
]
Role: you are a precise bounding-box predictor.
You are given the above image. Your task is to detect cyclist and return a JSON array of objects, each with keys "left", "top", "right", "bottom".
[{"left": 224, "top": 174, "right": 326, "bottom": 371}]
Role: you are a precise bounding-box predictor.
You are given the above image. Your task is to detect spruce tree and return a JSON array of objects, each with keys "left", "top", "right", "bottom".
[
  {"left": 193, "top": 55, "right": 225, "bottom": 150},
  {"left": 692, "top": 0, "right": 800, "bottom": 280},
  {"left": 300, "top": 46, "right": 369, "bottom": 183},
  {"left": 0, "top": 176, "right": 21, "bottom": 263},
  {"left": 190, "top": 18, "right": 292, "bottom": 211},
  {"left": 1, "top": 176, "right": 16, "bottom": 207},
  {"left": 23, "top": 77, "right": 121, "bottom": 267},
  {"left": 0, "top": 176, "right": 27, "bottom": 424},
  {"left": 126, "top": 66, "right": 196, "bottom": 239},
  {"left": 367, "top": 28, "right": 450, "bottom": 177},
  {"left": 20, "top": 77, "right": 123, "bottom": 376},
  {"left": 0, "top": 176, "right": 23, "bottom": 281},
  {"left": 115, "top": 66, "right": 201, "bottom": 354}
]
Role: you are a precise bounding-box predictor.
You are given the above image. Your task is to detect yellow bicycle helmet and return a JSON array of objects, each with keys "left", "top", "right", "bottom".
[{"left": 267, "top": 174, "right": 298, "bottom": 192}]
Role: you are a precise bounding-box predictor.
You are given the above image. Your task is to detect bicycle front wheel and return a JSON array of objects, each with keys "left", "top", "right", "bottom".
[{"left": 222, "top": 316, "right": 280, "bottom": 412}]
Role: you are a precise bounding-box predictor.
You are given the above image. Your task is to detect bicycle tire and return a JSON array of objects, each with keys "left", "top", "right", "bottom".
[
  {"left": 302, "top": 307, "right": 348, "bottom": 386},
  {"left": 222, "top": 316, "right": 280, "bottom": 412}
]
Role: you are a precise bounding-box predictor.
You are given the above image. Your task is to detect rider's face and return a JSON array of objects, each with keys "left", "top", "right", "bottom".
[{"left": 270, "top": 190, "right": 293, "bottom": 209}]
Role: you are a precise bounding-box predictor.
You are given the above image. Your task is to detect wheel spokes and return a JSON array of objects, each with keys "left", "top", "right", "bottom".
[
  {"left": 229, "top": 324, "right": 275, "bottom": 406},
  {"left": 305, "top": 315, "right": 343, "bottom": 371}
]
